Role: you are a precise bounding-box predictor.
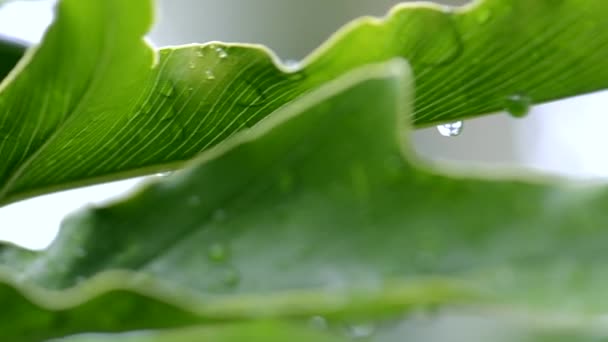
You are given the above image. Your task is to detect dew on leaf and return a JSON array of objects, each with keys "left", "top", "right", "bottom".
[
  {"left": 436, "top": 121, "right": 463, "bottom": 137},
  {"left": 347, "top": 324, "right": 375, "bottom": 339},
  {"left": 222, "top": 267, "right": 240, "bottom": 287},
  {"left": 216, "top": 47, "right": 228, "bottom": 59},
  {"left": 187, "top": 195, "right": 200, "bottom": 206},
  {"left": 212, "top": 209, "right": 226, "bottom": 222},
  {"left": 126, "top": 110, "right": 141, "bottom": 122},
  {"left": 159, "top": 106, "right": 176, "bottom": 121},
  {"left": 504, "top": 94, "right": 531, "bottom": 118},
  {"left": 476, "top": 9, "right": 491, "bottom": 24},
  {"left": 74, "top": 248, "right": 86, "bottom": 258},
  {"left": 207, "top": 243, "right": 229, "bottom": 262},
  {"left": 205, "top": 69, "right": 216, "bottom": 80},
  {"left": 159, "top": 81, "right": 174, "bottom": 97},
  {"left": 188, "top": 61, "right": 196, "bottom": 69},
  {"left": 308, "top": 316, "right": 328, "bottom": 330},
  {"left": 279, "top": 171, "right": 294, "bottom": 193}
]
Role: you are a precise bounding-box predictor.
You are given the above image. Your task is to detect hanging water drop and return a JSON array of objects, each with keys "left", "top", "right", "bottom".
[
  {"left": 205, "top": 69, "right": 216, "bottom": 80},
  {"left": 284, "top": 59, "right": 300, "bottom": 71},
  {"left": 436, "top": 121, "right": 463, "bottom": 137},
  {"left": 207, "top": 243, "right": 228, "bottom": 262},
  {"left": 504, "top": 94, "right": 531, "bottom": 118}
]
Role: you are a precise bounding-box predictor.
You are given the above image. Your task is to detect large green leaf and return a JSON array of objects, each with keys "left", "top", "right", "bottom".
[
  {"left": 3, "top": 59, "right": 608, "bottom": 339},
  {"left": 1, "top": 0, "right": 607, "bottom": 205}
]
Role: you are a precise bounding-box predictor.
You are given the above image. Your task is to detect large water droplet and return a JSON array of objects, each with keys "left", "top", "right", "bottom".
[
  {"left": 205, "top": 69, "right": 216, "bottom": 80},
  {"left": 504, "top": 94, "right": 531, "bottom": 118},
  {"left": 308, "top": 316, "right": 328, "bottom": 330},
  {"left": 159, "top": 81, "right": 174, "bottom": 97},
  {"left": 436, "top": 121, "right": 463, "bottom": 137},
  {"left": 207, "top": 243, "right": 229, "bottom": 262}
]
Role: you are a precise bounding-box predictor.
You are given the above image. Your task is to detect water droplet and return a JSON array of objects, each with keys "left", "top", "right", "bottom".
[
  {"left": 476, "top": 9, "right": 491, "bottom": 24},
  {"left": 159, "top": 106, "right": 176, "bottom": 121},
  {"left": 279, "top": 172, "right": 293, "bottom": 193},
  {"left": 74, "top": 248, "right": 86, "bottom": 258},
  {"left": 207, "top": 243, "right": 228, "bottom": 262},
  {"left": 159, "top": 81, "right": 174, "bottom": 97},
  {"left": 205, "top": 69, "right": 216, "bottom": 80},
  {"left": 347, "top": 324, "right": 375, "bottom": 339},
  {"left": 216, "top": 47, "right": 228, "bottom": 59},
  {"left": 139, "top": 101, "right": 153, "bottom": 115},
  {"left": 188, "top": 195, "right": 200, "bottom": 206},
  {"left": 127, "top": 111, "right": 141, "bottom": 122},
  {"left": 308, "top": 316, "right": 328, "bottom": 330},
  {"left": 222, "top": 267, "right": 240, "bottom": 287},
  {"left": 188, "top": 61, "right": 196, "bottom": 69},
  {"left": 504, "top": 94, "right": 531, "bottom": 118},
  {"left": 436, "top": 121, "right": 463, "bottom": 137},
  {"left": 14, "top": 273, "right": 26, "bottom": 284},
  {"left": 350, "top": 164, "right": 369, "bottom": 201},
  {"left": 212, "top": 209, "right": 226, "bottom": 222},
  {"left": 156, "top": 172, "right": 171, "bottom": 177}
]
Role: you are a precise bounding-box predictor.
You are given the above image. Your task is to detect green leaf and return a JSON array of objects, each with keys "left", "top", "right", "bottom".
[
  {"left": 1, "top": 0, "right": 608, "bottom": 204},
  {"left": 3, "top": 59, "right": 608, "bottom": 338}
]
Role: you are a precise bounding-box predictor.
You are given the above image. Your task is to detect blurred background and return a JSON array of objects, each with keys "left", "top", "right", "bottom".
[{"left": 0, "top": 0, "right": 606, "bottom": 249}]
